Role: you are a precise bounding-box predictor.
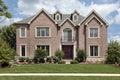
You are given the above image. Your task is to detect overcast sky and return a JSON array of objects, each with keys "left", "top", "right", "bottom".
[{"left": 2, "top": 0, "right": 120, "bottom": 43}]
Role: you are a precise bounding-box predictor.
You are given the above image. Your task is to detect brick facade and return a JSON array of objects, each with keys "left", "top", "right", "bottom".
[{"left": 15, "top": 9, "right": 108, "bottom": 62}]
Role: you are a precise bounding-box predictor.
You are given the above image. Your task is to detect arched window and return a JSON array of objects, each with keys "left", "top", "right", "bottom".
[
  {"left": 73, "top": 14, "right": 78, "bottom": 21},
  {"left": 63, "top": 28, "right": 72, "bottom": 42},
  {"left": 55, "top": 14, "right": 61, "bottom": 21}
]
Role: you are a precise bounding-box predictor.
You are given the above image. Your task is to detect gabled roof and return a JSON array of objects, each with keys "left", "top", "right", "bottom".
[
  {"left": 28, "top": 8, "right": 57, "bottom": 24},
  {"left": 78, "top": 10, "right": 108, "bottom": 26},
  {"left": 15, "top": 8, "right": 57, "bottom": 24},
  {"left": 59, "top": 18, "right": 76, "bottom": 26}
]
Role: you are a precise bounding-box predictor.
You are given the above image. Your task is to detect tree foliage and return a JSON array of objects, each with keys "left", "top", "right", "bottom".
[
  {"left": 33, "top": 49, "right": 47, "bottom": 63},
  {"left": 55, "top": 49, "right": 64, "bottom": 60},
  {"left": 105, "top": 41, "right": 120, "bottom": 64},
  {"left": 76, "top": 49, "right": 86, "bottom": 62},
  {"left": 0, "top": 0, "right": 12, "bottom": 22},
  {"left": 0, "top": 38, "right": 16, "bottom": 67},
  {"left": 0, "top": 24, "right": 16, "bottom": 50}
]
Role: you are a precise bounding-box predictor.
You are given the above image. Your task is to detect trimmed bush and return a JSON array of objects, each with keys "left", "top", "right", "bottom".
[
  {"left": 55, "top": 49, "right": 64, "bottom": 60},
  {"left": 58, "top": 60, "right": 65, "bottom": 64},
  {"left": 19, "top": 57, "right": 25, "bottom": 62},
  {"left": 46, "top": 57, "right": 52, "bottom": 63},
  {"left": 52, "top": 56, "right": 59, "bottom": 63},
  {"left": 76, "top": 49, "right": 86, "bottom": 62},
  {"left": 26, "top": 58, "right": 32, "bottom": 64},
  {"left": 33, "top": 49, "right": 47, "bottom": 63},
  {"left": 70, "top": 60, "right": 78, "bottom": 64}
]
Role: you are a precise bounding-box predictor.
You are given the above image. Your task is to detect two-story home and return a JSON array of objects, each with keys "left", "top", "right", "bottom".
[{"left": 14, "top": 9, "right": 108, "bottom": 62}]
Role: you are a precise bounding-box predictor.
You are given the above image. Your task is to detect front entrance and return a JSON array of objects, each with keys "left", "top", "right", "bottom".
[{"left": 62, "top": 45, "right": 73, "bottom": 59}]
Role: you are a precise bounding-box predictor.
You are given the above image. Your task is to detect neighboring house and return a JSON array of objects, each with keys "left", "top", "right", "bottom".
[{"left": 14, "top": 9, "right": 108, "bottom": 62}]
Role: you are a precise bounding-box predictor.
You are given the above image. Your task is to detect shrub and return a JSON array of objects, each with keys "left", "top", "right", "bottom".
[
  {"left": 52, "top": 56, "right": 59, "bottom": 63},
  {"left": 26, "top": 58, "right": 32, "bottom": 64},
  {"left": 76, "top": 49, "right": 86, "bottom": 62},
  {"left": 33, "top": 49, "right": 47, "bottom": 63},
  {"left": 19, "top": 57, "right": 25, "bottom": 62},
  {"left": 105, "top": 41, "right": 120, "bottom": 64},
  {"left": 58, "top": 60, "right": 65, "bottom": 64},
  {"left": 55, "top": 49, "right": 64, "bottom": 60},
  {"left": 46, "top": 57, "right": 52, "bottom": 63},
  {"left": 70, "top": 60, "right": 78, "bottom": 64}
]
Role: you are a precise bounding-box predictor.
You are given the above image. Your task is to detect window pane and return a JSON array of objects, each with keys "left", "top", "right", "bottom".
[
  {"left": 94, "top": 29, "right": 98, "bottom": 37},
  {"left": 46, "top": 45, "right": 49, "bottom": 56},
  {"left": 21, "top": 45, "right": 25, "bottom": 56},
  {"left": 46, "top": 28, "right": 49, "bottom": 36},
  {"left": 37, "top": 27, "right": 40, "bottom": 36},
  {"left": 21, "top": 28, "right": 25, "bottom": 37},
  {"left": 90, "top": 46, "right": 93, "bottom": 56},
  {"left": 90, "top": 29, "right": 93, "bottom": 37},
  {"left": 95, "top": 46, "right": 98, "bottom": 56}
]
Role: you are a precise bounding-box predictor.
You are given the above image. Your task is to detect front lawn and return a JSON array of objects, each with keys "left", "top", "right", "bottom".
[
  {"left": 0, "top": 64, "right": 120, "bottom": 73},
  {"left": 0, "top": 77, "right": 120, "bottom": 80}
]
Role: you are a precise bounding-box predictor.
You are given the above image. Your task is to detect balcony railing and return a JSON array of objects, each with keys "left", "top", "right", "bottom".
[{"left": 61, "top": 37, "right": 75, "bottom": 42}]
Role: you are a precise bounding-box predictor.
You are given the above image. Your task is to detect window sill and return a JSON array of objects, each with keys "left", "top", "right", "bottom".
[
  {"left": 88, "top": 37, "right": 100, "bottom": 39},
  {"left": 20, "top": 37, "right": 27, "bottom": 39},
  {"left": 35, "top": 36, "right": 51, "bottom": 39}
]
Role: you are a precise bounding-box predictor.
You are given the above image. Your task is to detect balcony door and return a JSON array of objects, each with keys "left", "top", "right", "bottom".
[{"left": 63, "top": 28, "right": 72, "bottom": 42}]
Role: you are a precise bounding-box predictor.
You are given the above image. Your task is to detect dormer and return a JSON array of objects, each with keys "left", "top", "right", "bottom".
[
  {"left": 54, "top": 11, "right": 62, "bottom": 21},
  {"left": 71, "top": 10, "right": 79, "bottom": 22}
]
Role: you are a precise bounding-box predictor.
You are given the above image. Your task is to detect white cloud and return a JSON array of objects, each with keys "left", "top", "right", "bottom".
[
  {"left": 17, "top": 0, "right": 120, "bottom": 24},
  {"left": 111, "top": 35, "right": 120, "bottom": 43},
  {"left": 115, "top": 8, "right": 120, "bottom": 24},
  {"left": 0, "top": 17, "right": 22, "bottom": 27}
]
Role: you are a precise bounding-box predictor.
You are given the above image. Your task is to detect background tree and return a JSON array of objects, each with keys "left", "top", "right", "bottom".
[
  {"left": 0, "top": 24, "right": 16, "bottom": 50},
  {"left": 0, "top": 38, "right": 16, "bottom": 67},
  {"left": 105, "top": 41, "right": 120, "bottom": 64},
  {"left": 0, "top": 0, "right": 12, "bottom": 23}
]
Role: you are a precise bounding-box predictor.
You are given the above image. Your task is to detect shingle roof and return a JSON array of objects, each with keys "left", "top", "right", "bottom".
[{"left": 15, "top": 14, "right": 85, "bottom": 25}]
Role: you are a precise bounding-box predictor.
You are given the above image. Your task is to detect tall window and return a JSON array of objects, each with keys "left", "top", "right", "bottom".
[
  {"left": 90, "top": 46, "right": 98, "bottom": 56},
  {"left": 20, "top": 45, "right": 26, "bottom": 56},
  {"left": 20, "top": 27, "right": 26, "bottom": 38},
  {"left": 37, "top": 45, "right": 50, "bottom": 56},
  {"left": 63, "top": 28, "right": 72, "bottom": 42},
  {"left": 36, "top": 27, "right": 49, "bottom": 37},
  {"left": 90, "top": 28, "right": 98, "bottom": 38}
]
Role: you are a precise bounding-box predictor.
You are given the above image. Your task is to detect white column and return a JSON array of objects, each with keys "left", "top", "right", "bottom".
[{"left": 73, "top": 41, "right": 76, "bottom": 59}]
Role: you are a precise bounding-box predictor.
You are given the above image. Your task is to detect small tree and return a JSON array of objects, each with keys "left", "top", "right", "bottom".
[
  {"left": 105, "top": 41, "right": 120, "bottom": 64},
  {"left": 0, "top": 24, "right": 16, "bottom": 50},
  {"left": 33, "top": 49, "right": 47, "bottom": 63},
  {"left": 0, "top": 38, "right": 16, "bottom": 67},
  {"left": 76, "top": 49, "right": 86, "bottom": 62},
  {"left": 55, "top": 49, "right": 64, "bottom": 60}
]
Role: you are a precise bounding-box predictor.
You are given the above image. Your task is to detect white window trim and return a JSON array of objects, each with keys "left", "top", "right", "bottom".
[
  {"left": 89, "top": 45, "right": 100, "bottom": 57},
  {"left": 89, "top": 27, "right": 100, "bottom": 38},
  {"left": 55, "top": 14, "right": 61, "bottom": 21},
  {"left": 35, "top": 44, "right": 51, "bottom": 57},
  {"left": 62, "top": 27, "right": 73, "bottom": 42},
  {"left": 20, "top": 27, "right": 27, "bottom": 38},
  {"left": 72, "top": 14, "right": 78, "bottom": 21},
  {"left": 35, "top": 26, "right": 51, "bottom": 38},
  {"left": 20, "top": 44, "right": 27, "bottom": 57}
]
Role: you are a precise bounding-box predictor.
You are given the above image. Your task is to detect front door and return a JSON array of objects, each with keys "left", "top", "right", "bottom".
[{"left": 62, "top": 45, "right": 73, "bottom": 59}]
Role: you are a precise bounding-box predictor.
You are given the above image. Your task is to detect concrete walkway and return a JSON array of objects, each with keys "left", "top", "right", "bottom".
[{"left": 0, "top": 73, "right": 120, "bottom": 76}]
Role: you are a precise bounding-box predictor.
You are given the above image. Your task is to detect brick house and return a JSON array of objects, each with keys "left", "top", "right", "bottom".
[{"left": 14, "top": 9, "right": 108, "bottom": 62}]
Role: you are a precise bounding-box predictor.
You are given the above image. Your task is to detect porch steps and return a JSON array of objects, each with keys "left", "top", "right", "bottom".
[{"left": 63, "top": 60, "right": 72, "bottom": 64}]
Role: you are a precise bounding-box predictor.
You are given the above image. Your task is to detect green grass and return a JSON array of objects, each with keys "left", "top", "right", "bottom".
[
  {"left": 0, "top": 77, "right": 120, "bottom": 80},
  {"left": 0, "top": 64, "right": 120, "bottom": 73}
]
